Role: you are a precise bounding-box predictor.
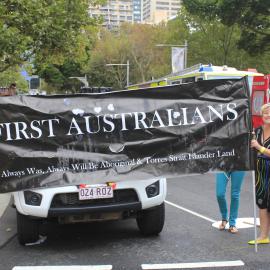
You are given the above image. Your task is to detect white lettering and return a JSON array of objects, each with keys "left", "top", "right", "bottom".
[
  {"left": 134, "top": 112, "right": 149, "bottom": 129},
  {"left": 227, "top": 103, "right": 238, "bottom": 120},
  {"left": 191, "top": 107, "right": 207, "bottom": 124},
  {"left": 30, "top": 120, "right": 42, "bottom": 139},
  {"left": 67, "top": 117, "right": 83, "bottom": 135},
  {"left": 14, "top": 122, "right": 29, "bottom": 140},
  {"left": 41, "top": 118, "right": 59, "bottom": 137},
  {"left": 208, "top": 105, "right": 224, "bottom": 122},
  {"left": 150, "top": 110, "right": 165, "bottom": 128},
  {"left": 103, "top": 114, "right": 115, "bottom": 132}
]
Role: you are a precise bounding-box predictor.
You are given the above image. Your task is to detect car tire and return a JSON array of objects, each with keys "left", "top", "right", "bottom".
[
  {"left": 16, "top": 211, "right": 39, "bottom": 245},
  {"left": 136, "top": 202, "right": 165, "bottom": 236}
]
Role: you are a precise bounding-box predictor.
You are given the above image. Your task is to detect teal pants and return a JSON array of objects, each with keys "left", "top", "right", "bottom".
[{"left": 216, "top": 171, "right": 245, "bottom": 226}]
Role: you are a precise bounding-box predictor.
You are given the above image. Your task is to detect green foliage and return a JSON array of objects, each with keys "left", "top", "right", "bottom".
[
  {"left": 126, "top": 23, "right": 174, "bottom": 82},
  {"left": 86, "top": 13, "right": 270, "bottom": 89},
  {"left": 0, "top": 0, "right": 268, "bottom": 90},
  {"left": 86, "top": 22, "right": 190, "bottom": 89},
  {"left": 60, "top": 60, "right": 82, "bottom": 78},
  {"left": 178, "top": 6, "right": 270, "bottom": 73},
  {"left": 0, "top": 0, "right": 98, "bottom": 72},
  {"left": 182, "top": 0, "right": 270, "bottom": 54},
  {"left": 39, "top": 65, "right": 65, "bottom": 89},
  {"left": 38, "top": 60, "right": 83, "bottom": 93},
  {"left": 86, "top": 29, "right": 128, "bottom": 90},
  {"left": 0, "top": 67, "right": 28, "bottom": 92}
]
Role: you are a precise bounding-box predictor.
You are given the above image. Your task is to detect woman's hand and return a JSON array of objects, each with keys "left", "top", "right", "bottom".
[{"left": 251, "top": 139, "right": 261, "bottom": 150}]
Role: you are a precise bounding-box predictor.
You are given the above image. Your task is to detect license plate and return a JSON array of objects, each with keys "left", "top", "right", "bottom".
[{"left": 79, "top": 185, "right": 113, "bottom": 200}]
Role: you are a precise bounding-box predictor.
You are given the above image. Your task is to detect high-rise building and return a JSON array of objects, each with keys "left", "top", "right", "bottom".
[
  {"left": 88, "top": 0, "right": 181, "bottom": 27},
  {"left": 89, "top": 0, "right": 134, "bottom": 28},
  {"left": 133, "top": 0, "right": 143, "bottom": 23},
  {"left": 143, "top": 0, "right": 181, "bottom": 24}
]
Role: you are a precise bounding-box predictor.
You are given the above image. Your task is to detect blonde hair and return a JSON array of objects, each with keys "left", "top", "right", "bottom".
[{"left": 261, "top": 103, "right": 270, "bottom": 114}]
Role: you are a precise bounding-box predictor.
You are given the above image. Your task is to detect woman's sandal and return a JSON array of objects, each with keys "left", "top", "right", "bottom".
[
  {"left": 219, "top": 220, "right": 228, "bottom": 230},
  {"left": 228, "top": 226, "right": 238, "bottom": 234}
]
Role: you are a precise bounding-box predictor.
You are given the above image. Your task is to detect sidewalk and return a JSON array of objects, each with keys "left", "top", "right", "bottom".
[
  {"left": 0, "top": 193, "right": 11, "bottom": 217},
  {"left": 0, "top": 193, "right": 16, "bottom": 248}
]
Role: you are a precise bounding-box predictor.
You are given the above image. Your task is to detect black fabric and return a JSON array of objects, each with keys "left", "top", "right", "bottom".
[{"left": 0, "top": 78, "right": 252, "bottom": 193}]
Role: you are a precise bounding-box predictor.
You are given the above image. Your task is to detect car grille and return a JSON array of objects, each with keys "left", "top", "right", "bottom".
[{"left": 50, "top": 189, "right": 139, "bottom": 208}]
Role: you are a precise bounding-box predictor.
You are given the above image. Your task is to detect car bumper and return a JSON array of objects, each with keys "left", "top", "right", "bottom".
[
  {"left": 13, "top": 178, "right": 167, "bottom": 218},
  {"left": 48, "top": 201, "right": 142, "bottom": 217}
]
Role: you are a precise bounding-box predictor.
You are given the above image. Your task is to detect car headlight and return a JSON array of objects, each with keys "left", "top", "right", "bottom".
[
  {"left": 145, "top": 181, "right": 160, "bottom": 198},
  {"left": 24, "top": 190, "right": 42, "bottom": 206}
]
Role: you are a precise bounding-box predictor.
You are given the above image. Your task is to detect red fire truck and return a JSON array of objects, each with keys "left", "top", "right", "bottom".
[{"left": 251, "top": 75, "right": 270, "bottom": 128}]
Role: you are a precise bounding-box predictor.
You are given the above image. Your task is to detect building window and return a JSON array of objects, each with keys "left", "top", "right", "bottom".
[
  {"left": 156, "top": 6, "right": 169, "bottom": 10},
  {"left": 156, "top": 1, "right": 169, "bottom": 5}
]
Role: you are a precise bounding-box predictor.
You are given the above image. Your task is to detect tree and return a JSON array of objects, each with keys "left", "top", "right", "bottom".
[
  {"left": 37, "top": 59, "right": 85, "bottom": 93},
  {"left": 182, "top": 0, "right": 270, "bottom": 54},
  {"left": 86, "top": 28, "right": 129, "bottom": 90},
  {"left": 86, "top": 11, "right": 269, "bottom": 90},
  {"left": 39, "top": 65, "right": 65, "bottom": 90},
  {"left": 0, "top": 67, "right": 28, "bottom": 92},
  {"left": 86, "top": 24, "right": 165, "bottom": 89},
  {"left": 125, "top": 23, "right": 169, "bottom": 83},
  {"left": 86, "top": 23, "right": 189, "bottom": 88},
  {"left": 178, "top": 8, "right": 247, "bottom": 66},
  {"left": 32, "top": 23, "right": 100, "bottom": 93},
  {"left": 0, "top": 0, "right": 99, "bottom": 72}
]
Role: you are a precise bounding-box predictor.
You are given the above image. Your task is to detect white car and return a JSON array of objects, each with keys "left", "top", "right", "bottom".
[{"left": 12, "top": 177, "right": 167, "bottom": 245}]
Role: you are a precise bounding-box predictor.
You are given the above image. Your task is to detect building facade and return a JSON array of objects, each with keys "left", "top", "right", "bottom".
[
  {"left": 142, "top": 0, "right": 181, "bottom": 24},
  {"left": 89, "top": 0, "right": 181, "bottom": 27},
  {"left": 133, "top": 0, "right": 143, "bottom": 23},
  {"left": 89, "top": 0, "right": 134, "bottom": 28}
]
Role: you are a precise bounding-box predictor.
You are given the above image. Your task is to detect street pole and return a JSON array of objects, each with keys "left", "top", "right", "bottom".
[
  {"left": 184, "top": 40, "right": 188, "bottom": 69},
  {"left": 69, "top": 75, "right": 89, "bottom": 87},
  {"left": 126, "top": 60, "right": 129, "bottom": 87},
  {"left": 106, "top": 61, "right": 130, "bottom": 88}
]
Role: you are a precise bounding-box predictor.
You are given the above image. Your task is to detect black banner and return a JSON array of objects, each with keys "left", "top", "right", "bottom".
[{"left": 0, "top": 78, "right": 252, "bottom": 193}]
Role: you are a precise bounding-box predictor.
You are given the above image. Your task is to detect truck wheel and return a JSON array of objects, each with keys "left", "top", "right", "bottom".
[
  {"left": 136, "top": 203, "right": 165, "bottom": 236},
  {"left": 16, "top": 211, "right": 39, "bottom": 245}
]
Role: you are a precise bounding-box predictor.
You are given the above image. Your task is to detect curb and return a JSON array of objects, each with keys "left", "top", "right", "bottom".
[
  {"left": 0, "top": 197, "right": 17, "bottom": 248},
  {"left": 0, "top": 193, "right": 11, "bottom": 217}
]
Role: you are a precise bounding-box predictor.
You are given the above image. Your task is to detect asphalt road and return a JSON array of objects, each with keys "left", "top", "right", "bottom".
[{"left": 0, "top": 172, "right": 270, "bottom": 270}]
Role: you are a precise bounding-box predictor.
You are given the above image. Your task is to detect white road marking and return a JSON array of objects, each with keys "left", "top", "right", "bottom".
[
  {"left": 165, "top": 200, "right": 259, "bottom": 230},
  {"left": 141, "top": 260, "right": 245, "bottom": 269},
  {"left": 165, "top": 200, "right": 216, "bottom": 223},
  {"left": 241, "top": 217, "right": 260, "bottom": 226},
  {"left": 12, "top": 266, "right": 112, "bottom": 270},
  {"left": 212, "top": 218, "right": 260, "bottom": 229}
]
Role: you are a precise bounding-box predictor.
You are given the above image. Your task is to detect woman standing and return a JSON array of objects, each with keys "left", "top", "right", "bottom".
[
  {"left": 249, "top": 103, "right": 270, "bottom": 245},
  {"left": 216, "top": 171, "right": 245, "bottom": 233}
]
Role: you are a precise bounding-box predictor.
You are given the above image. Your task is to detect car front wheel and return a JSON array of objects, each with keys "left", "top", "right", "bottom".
[
  {"left": 136, "top": 203, "right": 165, "bottom": 236},
  {"left": 16, "top": 211, "right": 39, "bottom": 245}
]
